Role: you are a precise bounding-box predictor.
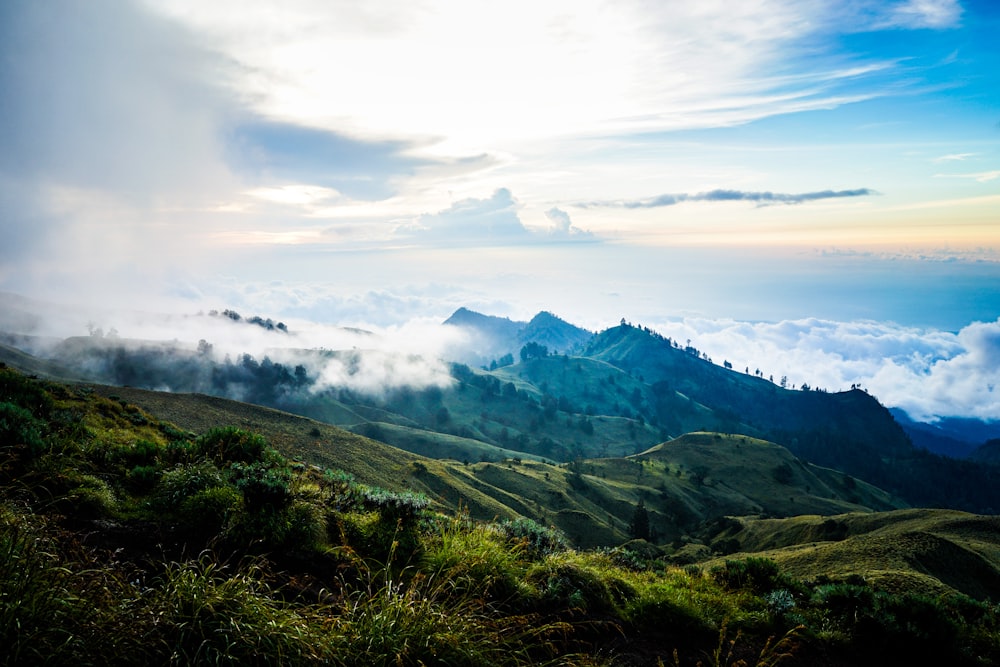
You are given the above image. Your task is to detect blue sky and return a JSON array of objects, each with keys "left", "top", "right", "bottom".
[{"left": 1, "top": 0, "right": 999, "bottom": 420}]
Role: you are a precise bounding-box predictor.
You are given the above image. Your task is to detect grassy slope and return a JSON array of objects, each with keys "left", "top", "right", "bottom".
[
  {"left": 83, "top": 384, "right": 902, "bottom": 551},
  {"left": 707, "top": 509, "right": 1000, "bottom": 599},
  {"left": 0, "top": 342, "right": 89, "bottom": 382}
]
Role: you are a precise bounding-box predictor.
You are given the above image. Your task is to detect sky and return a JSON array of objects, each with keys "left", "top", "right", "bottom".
[{"left": 1, "top": 0, "right": 999, "bottom": 422}]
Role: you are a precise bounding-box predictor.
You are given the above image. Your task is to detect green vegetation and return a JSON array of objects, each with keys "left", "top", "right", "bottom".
[{"left": 2, "top": 366, "right": 1000, "bottom": 665}]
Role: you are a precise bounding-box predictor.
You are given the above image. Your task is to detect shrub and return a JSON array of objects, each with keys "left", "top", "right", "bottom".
[
  {"left": 526, "top": 556, "right": 619, "bottom": 613},
  {"left": 625, "top": 595, "right": 715, "bottom": 642},
  {"left": 231, "top": 461, "right": 293, "bottom": 510},
  {"left": 711, "top": 557, "right": 791, "bottom": 596},
  {"left": 68, "top": 474, "right": 118, "bottom": 518},
  {"left": 330, "top": 565, "right": 565, "bottom": 666},
  {"left": 0, "top": 401, "right": 47, "bottom": 460},
  {"left": 422, "top": 519, "right": 528, "bottom": 603},
  {"left": 153, "top": 461, "right": 227, "bottom": 512},
  {"left": 360, "top": 487, "right": 430, "bottom": 524},
  {"left": 282, "top": 500, "right": 327, "bottom": 552},
  {"left": 0, "top": 368, "right": 53, "bottom": 417},
  {"left": 495, "top": 517, "right": 569, "bottom": 560},
  {"left": 178, "top": 485, "right": 243, "bottom": 537},
  {"left": 195, "top": 427, "right": 273, "bottom": 465}
]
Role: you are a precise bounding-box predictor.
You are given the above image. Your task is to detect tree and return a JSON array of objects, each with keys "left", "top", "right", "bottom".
[
  {"left": 628, "top": 499, "right": 650, "bottom": 540},
  {"left": 519, "top": 341, "right": 549, "bottom": 362}
]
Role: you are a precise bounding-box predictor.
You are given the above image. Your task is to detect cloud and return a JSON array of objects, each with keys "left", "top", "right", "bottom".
[
  {"left": 227, "top": 120, "right": 433, "bottom": 200},
  {"left": 0, "top": 0, "right": 234, "bottom": 266},
  {"left": 935, "top": 170, "right": 1000, "bottom": 183},
  {"left": 0, "top": 291, "right": 461, "bottom": 397},
  {"left": 932, "top": 152, "right": 977, "bottom": 162},
  {"left": 582, "top": 188, "right": 876, "bottom": 209},
  {"left": 881, "top": 0, "right": 963, "bottom": 29},
  {"left": 404, "top": 189, "right": 596, "bottom": 246},
  {"left": 545, "top": 208, "right": 594, "bottom": 239},
  {"left": 648, "top": 315, "right": 1000, "bottom": 422}
]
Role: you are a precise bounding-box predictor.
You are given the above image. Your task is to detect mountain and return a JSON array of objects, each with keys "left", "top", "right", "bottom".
[
  {"left": 972, "top": 439, "right": 1000, "bottom": 465},
  {"left": 442, "top": 307, "right": 593, "bottom": 364},
  {"left": 4, "top": 304, "right": 1000, "bottom": 515},
  {"left": 891, "top": 407, "right": 999, "bottom": 459},
  {"left": 516, "top": 311, "right": 593, "bottom": 354},
  {"left": 443, "top": 307, "right": 523, "bottom": 342}
]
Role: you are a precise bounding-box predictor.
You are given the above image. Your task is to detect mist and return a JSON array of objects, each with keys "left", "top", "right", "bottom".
[{"left": 0, "top": 293, "right": 462, "bottom": 400}]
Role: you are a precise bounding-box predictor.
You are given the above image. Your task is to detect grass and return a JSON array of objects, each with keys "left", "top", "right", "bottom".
[{"left": 3, "top": 367, "right": 1000, "bottom": 665}]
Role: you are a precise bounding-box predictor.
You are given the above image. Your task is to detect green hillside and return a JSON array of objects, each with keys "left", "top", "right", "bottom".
[
  {"left": 4, "top": 365, "right": 1000, "bottom": 665},
  {"left": 704, "top": 509, "right": 1000, "bottom": 600}
]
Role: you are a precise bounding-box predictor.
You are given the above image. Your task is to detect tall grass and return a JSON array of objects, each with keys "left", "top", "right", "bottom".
[{"left": 132, "top": 556, "right": 330, "bottom": 665}]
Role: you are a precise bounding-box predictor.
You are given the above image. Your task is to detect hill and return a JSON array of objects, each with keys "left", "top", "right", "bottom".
[
  {"left": 68, "top": 377, "right": 905, "bottom": 550},
  {"left": 4, "top": 308, "right": 1000, "bottom": 515},
  {"left": 704, "top": 509, "right": 1000, "bottom": 600},
  {"left": 443, "top": 307, "right": 593, "bottom": 365},
  {"left": 4, "top": 365, "right": 1000, "bottom": 665}
]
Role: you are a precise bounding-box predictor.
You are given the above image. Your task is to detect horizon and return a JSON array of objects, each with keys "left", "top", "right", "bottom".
[{"left": 1, "top": 1, "right": 998, "bottom": 423}]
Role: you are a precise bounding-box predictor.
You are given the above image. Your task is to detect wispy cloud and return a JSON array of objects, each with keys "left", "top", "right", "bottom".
[
  {"left": 935, "top": 170, "right": 1000, "bottom": 182},
  {"left": 932, "top": 152, "right": 977, "bottom": 162},
  {"left": 881, "top": 0, "right": 963, "bottom": 30},
  {"left": 581, "top": 188, "right": 876, "bottom": 209}
]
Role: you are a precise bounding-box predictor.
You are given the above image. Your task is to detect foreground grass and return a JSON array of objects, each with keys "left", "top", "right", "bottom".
[{"left": 3, "top": 367, "right": 1000, "bottom": 666}]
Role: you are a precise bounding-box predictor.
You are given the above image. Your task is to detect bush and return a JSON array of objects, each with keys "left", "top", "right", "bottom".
[
  {"left": 495, "top": 517, "right": 569, "bottom": 560},
  {"left": 153, "top": 462, "right": 227, "bottom": 512},
  {"left": 0, "top": 368, "right": 53, "bottom": 417},
  {"left": 711, "top": 557, "right": 790, "bottom": 595},
  {"left": 423, "top": 519, "right": 528, "bottom": 603},
  {"left": 68, "top": 475, "right": 118, "bottom": 518},
  {"left": 231, "top": 461, "right": 293, "bottom": 510},
  {"left": 178, "top": 485, "right": 243, "bottom": 537},
  {"left": 0, "top": 401, "right": 47, "bottom": 460},
  {"left": 281, "top": 500, "right": 326, "bottom": 552},
  {"left": 527, "top": 556, "right": 619, "bottom": 613},
  {"left": 195, "top": 427, "right": 273, "bottom": 465},
  {"left": 360, "top": 487, "right": 430, "bottom": 524}
]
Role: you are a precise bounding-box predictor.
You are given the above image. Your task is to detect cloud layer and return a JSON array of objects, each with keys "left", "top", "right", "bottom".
[{"left": 649, "top": 316, "right": 1000, "bottom": 422}]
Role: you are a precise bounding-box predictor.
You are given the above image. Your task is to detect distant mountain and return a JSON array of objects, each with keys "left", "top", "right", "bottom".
[
  {"left": 516, "top": 311, "right": 593, "bottom": 354},
  {"left": 972, "top": 439, "right": 1000, "bottom": 465},
  {"left": 443, "top": 307, "right": 522, "bottom": 341},
  {"left": 442, "top": 307, "right": 593, "bottom": 365},
  {"left": 890, "top": 408, "right": 988, "bottom": 459},
  {"left": 889, "top": 408, "right": 987, "bottom": 459}
]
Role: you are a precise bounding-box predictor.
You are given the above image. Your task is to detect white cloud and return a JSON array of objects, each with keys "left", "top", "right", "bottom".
[
  {"left": 932, "top": 152, "right": 977, "bottom": 162},
  {"left": 141, "top": 0, "right": 917, "bottom": 151},
  {"left": 648, "top": 316, "right": 999, "bottom": 422},
  {"left": 883, "top": 0, "right": 963, "bottom": 29}
]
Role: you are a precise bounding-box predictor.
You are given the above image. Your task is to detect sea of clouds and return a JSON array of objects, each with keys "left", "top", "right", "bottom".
[{"left": 648, "top": 316, "right": 999, "bottom": 423}]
